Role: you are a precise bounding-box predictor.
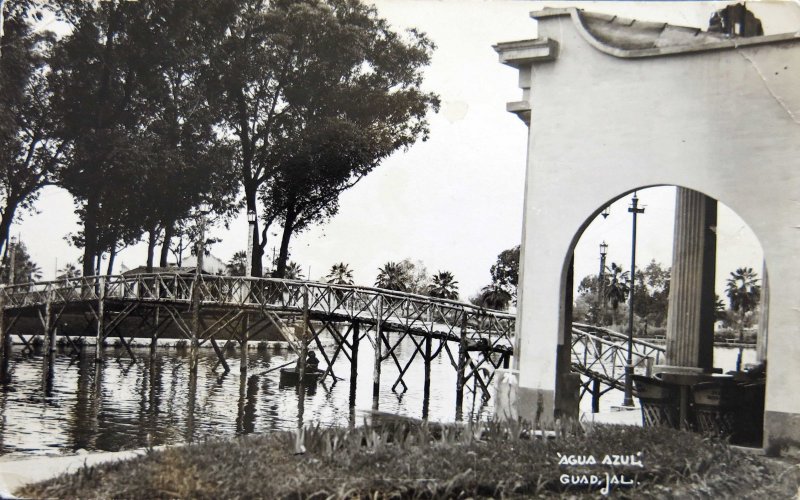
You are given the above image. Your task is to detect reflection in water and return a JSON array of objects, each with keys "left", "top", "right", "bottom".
[{"left": 0, "top": 332, "right": 492, "bottom": 457}]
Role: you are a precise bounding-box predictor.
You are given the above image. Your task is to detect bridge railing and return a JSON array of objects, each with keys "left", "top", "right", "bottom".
[
  {"left": 571, "top": 324, "right": 666, "bottom": 389},
  {"left": 0, "top": 274, "right": 516, "bottom": 350}
]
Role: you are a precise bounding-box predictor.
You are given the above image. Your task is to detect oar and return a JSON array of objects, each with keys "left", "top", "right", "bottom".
[{"left": 261, "top": 360, "right": 296, "bottom": 375}]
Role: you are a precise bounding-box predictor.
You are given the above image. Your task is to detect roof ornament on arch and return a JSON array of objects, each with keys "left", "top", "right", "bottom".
[{"left": 528, "top": 6, "right": 800, "bottom": 59}]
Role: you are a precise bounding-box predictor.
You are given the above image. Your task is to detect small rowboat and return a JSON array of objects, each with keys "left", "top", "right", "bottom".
[{"left": 279, "top": 367, "right": 324, "bottom": 385}]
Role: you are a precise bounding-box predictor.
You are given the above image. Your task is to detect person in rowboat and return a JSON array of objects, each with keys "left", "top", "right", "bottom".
[{"left": 295, "top": 350, "right": 320, "bottom": 372}]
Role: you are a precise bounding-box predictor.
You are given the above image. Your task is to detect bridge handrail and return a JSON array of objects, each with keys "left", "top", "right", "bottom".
[
  {"left": 572, "top": 322, "right": 665, "bottom": 353},
  {"left": 0, "top": 273, "right": 516, "bottom": 319}
]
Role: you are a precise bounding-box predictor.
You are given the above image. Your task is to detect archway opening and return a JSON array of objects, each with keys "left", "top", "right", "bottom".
[{"left": 564, "top": 185, "right": 767, "bottom": 446}]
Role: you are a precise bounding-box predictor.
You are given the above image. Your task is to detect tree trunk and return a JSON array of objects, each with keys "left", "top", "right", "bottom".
[
  {"left": 95, "top": 252, "right": 102, "bottom": 276},
  {"left": 106, "top": 246, "right": 117, "bottom": 275},
  {"left": 159, "top": 221, "right": 174, "bottom": 267},
  {"left": 0, "top": 198, "right": 18, "bottom": 257},
  {"left": 275, "top": 207, "right": 297, "bottom": 278},
  {"left": 146, "top": 228, "right": 158, "bottom": 272},
  {"left": 82, "top": 195, "right": 100, "bottom": 277}
]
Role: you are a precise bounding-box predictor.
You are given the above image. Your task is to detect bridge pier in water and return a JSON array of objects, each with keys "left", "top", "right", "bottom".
[
  {"left": 95, "top": 278, "right": 105, "bottom": 363},
  {"left": 0, "top": 274, "right": 516, "bottom": 424}
]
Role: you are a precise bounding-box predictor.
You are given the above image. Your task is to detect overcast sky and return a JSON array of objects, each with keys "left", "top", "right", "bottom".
[{"left": 16, "top": 0, "right": 793, "bottom": 299}]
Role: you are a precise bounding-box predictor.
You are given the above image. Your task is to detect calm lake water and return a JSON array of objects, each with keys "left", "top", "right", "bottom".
[
  {"left": 0, "top": 333, "right": 494, "bottom": 458},
  {"left": 0, "top": 335, "right": 755, "bottom": 458}
]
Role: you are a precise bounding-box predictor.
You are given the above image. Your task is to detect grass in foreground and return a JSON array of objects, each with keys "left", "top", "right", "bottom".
[{"left": 20, "top": 420, "right": 800, "bottom": 499}]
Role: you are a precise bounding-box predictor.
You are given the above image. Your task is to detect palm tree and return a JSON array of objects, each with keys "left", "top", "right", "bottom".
[
  {"left": 226, "top": 251, "right": 247, "bottom": 276},
  {"left": 604, "top": 262, "right": 630, "bottom": 327},
  {"left": 326, "top": 262, "right": 354, "bottom": 285},
  {"left": 477, "top": 283, "right": 512, "bottom": 311},
  {"left": 284, "top": 261, "right": 305, "bottom": 280},
  {"left": 726, "top": 267, "right": 760, "bottom": 322},
  {"left": 726, "top": 267, "right": 760, "bottom": 370},
  {"left": 428, "top": 271, "right": 459, "bottom": 300},
  {"left": 57, "top": 263, "right": 81, "bottom": 280},
  {"left": 375, "top": 262, "right": 408, "bottom": 291}
]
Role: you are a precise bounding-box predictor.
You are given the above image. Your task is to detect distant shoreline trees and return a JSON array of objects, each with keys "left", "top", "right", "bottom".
[{"left": 471, "top": 245, "right": 519, "bottom": 311}]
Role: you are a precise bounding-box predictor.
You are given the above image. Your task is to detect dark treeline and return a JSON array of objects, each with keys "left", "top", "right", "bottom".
[{"left": 0, "top": 0, "right": 438, "bottom": 277}]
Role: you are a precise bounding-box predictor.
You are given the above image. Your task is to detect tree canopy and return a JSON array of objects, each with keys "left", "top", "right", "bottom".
[
  {"left": 207, "top": 0, "right": 439, "bottom": 277},
  {"left": 0, "top": 0, "right": 62, "bottom": 256},
  {"left": 1, "top": 0, "right": 438, "bottom": 280}
]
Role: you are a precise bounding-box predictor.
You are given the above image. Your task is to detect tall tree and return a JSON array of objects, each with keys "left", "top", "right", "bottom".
[
  {"left": 726, "top": 267, "right": 760, "bottom": 332},
  {"left": 326, "top": 262, "right": 354, "bottom": 285},
  {"left": 0, "top": 239, "right": 41, "bottom": 284},
  {"left": 226, "top": 250, "right": 247, "bottom": 276},
  {"left": 207, "top": 0, "right": 438, "bottom": 277},
  {"left": 283, "top": 261, "right": 304, "bottom": 280},
  {"left": 489, "top": 245, "right": 520, "bottom": 302},
  {"left": 605, "top": 262, "right": 629, "bottom": 326},
  {"left": 0, "top": 0, "right": 63, "bottom": 255},
  {"left": 473, "top": 283, "right": 512, "bottom": 311},
  {"left": 51, "top": 0, "right": 237, "bottom": 276},
  {"left": 375, "top": 261, "right": 407, "bottom": 292},
  {"left": 428, "top": 271, "right": 459, "bottom": 300}
]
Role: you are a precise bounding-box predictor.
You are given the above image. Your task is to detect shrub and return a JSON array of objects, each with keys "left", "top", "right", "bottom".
[{"left": 19, "top": 421, "right": 798, "bottom": 499}]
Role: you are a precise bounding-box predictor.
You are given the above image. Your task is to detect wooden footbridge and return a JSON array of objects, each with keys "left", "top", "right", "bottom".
[{"left": 0, "top": 273, "right": 663, "bottom": 416}]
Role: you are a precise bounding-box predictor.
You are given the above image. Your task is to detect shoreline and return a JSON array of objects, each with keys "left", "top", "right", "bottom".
[
  {"left": 0, "top": 446, "right": 169, "bottom": 498},
  {"left": 0, "top": 409, "right": 642, "bottom": 496}
]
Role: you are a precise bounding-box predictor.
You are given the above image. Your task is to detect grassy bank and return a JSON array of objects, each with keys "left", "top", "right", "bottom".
[{"left": 20, "top": 421, "right": 799, "bottom": 499}]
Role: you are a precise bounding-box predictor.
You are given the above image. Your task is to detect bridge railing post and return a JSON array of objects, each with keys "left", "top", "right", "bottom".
[
  {"left": 455, "top": 312, "right": 468, "bottom": 420},
  {"left": 95, "top": 277, "right": 105, "bottom": 363},
  {"left": 349, "top": 321, "right": 359, "bottom": 408},
  {"left": 190, "top": 274, "right": 201, "bottom": 372},
  {"left": 298, "top": 285, "right": 309, "bottom": 384},
  {"left": 422, "top": 330, "right": 432, "bottom": 420},
  {"left": 591, "top": 338, "right": 603, "bottom": 413},
  {"left": 372, "top": 295, "right": 383, "bottom": 411},
  {"left": 0, "top": 287, "right": 8, "bottom": 384}
]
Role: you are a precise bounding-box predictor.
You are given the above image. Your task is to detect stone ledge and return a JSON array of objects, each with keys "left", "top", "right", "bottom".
[{"left": 493, "top": 38, "right": 559, "bottom": 68}]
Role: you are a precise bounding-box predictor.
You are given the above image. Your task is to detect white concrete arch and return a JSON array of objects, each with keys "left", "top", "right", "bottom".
[{"left": 495, "top": 7, "right": 800, "bottom": 451}]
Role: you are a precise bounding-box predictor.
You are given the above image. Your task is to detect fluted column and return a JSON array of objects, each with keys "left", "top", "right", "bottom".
[{"left": 665, "top": 188, "right": 717, "bottom": 369}]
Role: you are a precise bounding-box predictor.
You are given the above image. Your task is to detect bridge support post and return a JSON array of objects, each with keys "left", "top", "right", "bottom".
[
  {"left": 372, "top": 296, "right": 383, "bottom": 411},
  {"left": 95, "top": 277, "right": 105, "bottom": 363},
  {"left": 456, "top": 314, "right": 468, "bottom": 420},
  {"left": 591, "top": 338, "right": 602, "bottom": 413},
  {"left": 422, "top": 334, "right": 432, "bottom": 420},
  {"left": 299, "top": 287, "right": 309, "bottom": 384},
  {"left": 41, "top": 295, "right": 53, "bottom": 393},
  {"left": 349, "top": 321, "right": 359, "bottom": 408},
  {"left": 151, "top": 307, "right": 159, "bottom": 353},
  {"left": 190, "top": 278, "right": 200, "bottom": 372},
  {"left": 240, "top": 315, "right": 249, "bottom": 373},
  {"left": 0, "top": 289, "right": 9, "bottom": 384}
]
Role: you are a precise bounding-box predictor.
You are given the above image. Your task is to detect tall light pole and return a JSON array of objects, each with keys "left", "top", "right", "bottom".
[
  {"left": 597, "top": 241, "right": 608, "bottom": 325},
  {"left": 623, "top": 193, "right": 644, "bottom": 407},
  {"left": 8, "top": 236, "right": 16, "bottom": 285},
  {"left": 246, "top": 210, "right": 256, "bottom": 277}
]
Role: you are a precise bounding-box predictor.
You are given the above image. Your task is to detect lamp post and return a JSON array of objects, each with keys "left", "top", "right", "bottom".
[
  {"left": 8, "top": 236, "right": 17, "bottom": 285},
  {"left": 597, "top": 241, "right": 608, "bottom": 325},
  {"left": 246, "top": 210, "right": 256, "bottom": 277},
  {"left": 623, "top": 193, "right": 644, "bottom": 408}
]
